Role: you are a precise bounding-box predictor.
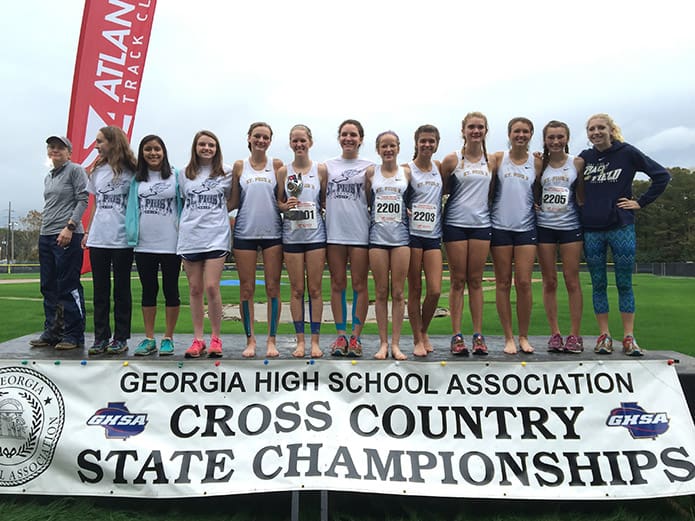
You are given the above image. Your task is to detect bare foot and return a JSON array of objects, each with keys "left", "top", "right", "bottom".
[
  {"left": 310, "top": 340, "right": 323, "bottom": 358},
  {"left": 374, "top": 342, "right": 389, "bottom": 360},
  {"left": 519, "top": 336, "right": 535, "bottom": 354},
  {"left": 391, "top": 344, "right": 408, "bottom": 360},
  {"left": 242, "top": 337, "right": 257, "bottom": 358},
  {"left": 266, "top": 337, "right": 280, "bottom": 358},
  {"left": 413, "top": 341, "right": 428, "bottom": 358},
  {"left": 422, "top": 333, "right": 434, "bottom": 353},
  {"left": 292, "top": 339, "right": 306, "bottom": 358},
  {"left": 503, "top": 338, "right": 518, "bottom": 355}
]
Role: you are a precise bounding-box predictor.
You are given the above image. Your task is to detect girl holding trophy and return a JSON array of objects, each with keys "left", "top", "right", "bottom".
[{"left": 277, "top": 124, "right": 327, "bottom": 358}]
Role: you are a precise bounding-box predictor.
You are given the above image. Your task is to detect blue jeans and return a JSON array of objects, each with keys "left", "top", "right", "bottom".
[{"left": 38, "top": 233, "right": 86, "bottom": 344}]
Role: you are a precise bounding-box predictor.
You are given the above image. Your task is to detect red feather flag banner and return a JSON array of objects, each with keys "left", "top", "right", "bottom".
[{"left": 66, "top": 0, "right": 158, "bottom": 273}]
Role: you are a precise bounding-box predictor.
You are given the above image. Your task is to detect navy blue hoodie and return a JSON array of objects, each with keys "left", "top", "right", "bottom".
[{"left": 579, "top": 141, "right": 670, "bottom": 231}]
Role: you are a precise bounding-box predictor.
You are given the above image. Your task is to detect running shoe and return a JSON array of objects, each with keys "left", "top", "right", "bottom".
[
  {"left": 472, "top": 333, "right": 488, "bottom": 356},
  {"left": 564, "top": 335, "right": 584, "bottom": 354},
  {"left": 450, "top": 334, "right": 468, "bottom": 356},
  {"left": 106, "top": 339, "right": 128, "bottom": 355},
  {"left": 208, "top": 336, "right": 223, "bottom": 358},
  {"left": 134, "top": 338, "right": 157, "bottom": 356},
  {"left": 622, "top": 335, "right": 644, "bottom": 357},
  {"left": 347, "top": 335, "right": 363, "bottom": 357},
  {"left": 594, "top": 333, "right": 613, "bottom": 354},
  {"left": 159, "top": 338, "right": 175, "bottom": 356},
  {"left": 88, "top": 339, "right": 110, "bottom": 355},
  {"left": 185, "top": 338, "right": 207, "bottom": 358},
  {"left": 547, "top": 333, "right": 564, "bottom": 353},
  {"left": 330, "top": 335, "right": 348, "bottom": 357}
]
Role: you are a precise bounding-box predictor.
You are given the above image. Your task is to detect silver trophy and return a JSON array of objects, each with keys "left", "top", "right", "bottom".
[{"left": 285, "top": 172, "right": 304, "bottom": 220}]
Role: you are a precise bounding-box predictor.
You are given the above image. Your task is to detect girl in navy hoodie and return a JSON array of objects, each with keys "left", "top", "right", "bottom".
[{"left": 580, "top": 113, "right": 670, "bottom": 356}]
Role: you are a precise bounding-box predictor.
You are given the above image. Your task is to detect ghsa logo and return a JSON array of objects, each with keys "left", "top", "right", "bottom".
[
  {"left": 87, "top": 402, "right": 148, "bottom": 440},
  {"left": 606, "top": 402, "right": 669, "bottom": 439}
]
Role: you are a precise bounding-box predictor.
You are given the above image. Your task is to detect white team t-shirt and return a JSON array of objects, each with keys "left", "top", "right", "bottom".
[
  {"left": 86, "top": 164, "right": 133, "bottom": 248},
  {"left": 177, "top": 165, "right": 233, "bottom": 255},
  {"left": 135, "top": 170, "right": 179, "bottom": 253}
]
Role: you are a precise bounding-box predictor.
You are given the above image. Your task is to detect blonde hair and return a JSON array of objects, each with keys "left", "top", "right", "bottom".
[{"left": 587, "top": 113, "right": 624, "bottom": 143}]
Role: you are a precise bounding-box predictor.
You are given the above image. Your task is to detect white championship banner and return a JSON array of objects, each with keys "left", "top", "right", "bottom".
[{"left": 1, "top": 359, "right": 694, "bottom": 499}]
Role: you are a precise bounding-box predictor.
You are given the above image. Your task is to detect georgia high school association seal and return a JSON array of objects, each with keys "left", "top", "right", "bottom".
[{"left": 0, "top": 366, "right": 65, "bottom": 486}]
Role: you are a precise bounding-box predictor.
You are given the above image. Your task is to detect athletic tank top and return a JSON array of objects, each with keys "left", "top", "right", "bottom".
[
  {"left": 233, "top": 157, "right": 282, "bottom": 240},
  {"left": 536, "top": 155, "right": 580, "bottom": 230},
  {"left": 408, "top": 160, "right": 442, "bottom": 239},
  {"left": 282, "top": 161, "right": 326, "bottom": 244},
  {"left": 369, "top": 166, "right": 409, "bottom": 246},
  {"left": 324, "top": 156, "right": 373, "bottom": 245},
  {"left": 443, "top": 151, "right": 492, "bottom": 228},
  {"left": 491, "top": 151, "right": 536, "bottom": 232}
]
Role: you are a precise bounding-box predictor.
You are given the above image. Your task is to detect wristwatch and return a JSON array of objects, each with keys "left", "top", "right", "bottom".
[{"left": 66, "top": 222, "right": 76, "bottom": 232}]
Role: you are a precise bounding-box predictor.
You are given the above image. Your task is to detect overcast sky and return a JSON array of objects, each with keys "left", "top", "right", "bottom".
[{"left": 2, "top": 0, "right": 694, "bottom": 220}]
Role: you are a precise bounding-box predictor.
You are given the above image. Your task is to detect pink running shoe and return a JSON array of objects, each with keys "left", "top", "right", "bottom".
[
  {"left": 208, "top": 336, "right": 223, "bottom": 358},
  {"left": 564, "top": 335, "right": 584, "bottom": 353},
  {"left": 547, "top": 333, "right": 564, "bottom": 353},
  {"left": 185, "top": 338, "right": 207, "bottom": 358}
]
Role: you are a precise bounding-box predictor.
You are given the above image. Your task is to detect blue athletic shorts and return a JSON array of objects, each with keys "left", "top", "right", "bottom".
[
  {"left": 233, "top": 237, "right": 282, "bottom": 251},
  {"left": 409, "top": 235, "right": 442, "bottom": 251},
  {"left": 443, "top": 224, "right": 492, "bottom": 242},
  {"left": 537, "top": 226, "right": 583, "bottom": 245},
  {"left": 491, "top": 228, "right": 537, "bottom": 247},
  {"left": 283, "top": 242, "right": 326, "bottom": 254},
  {"left": 180, "top": 250, "right": 228, "bottom": 262}
]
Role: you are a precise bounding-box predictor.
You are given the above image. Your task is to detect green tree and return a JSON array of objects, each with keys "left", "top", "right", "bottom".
[
  {"left": 634, "top": 167, "right": 695, "bottom": 261},
  {"left": 18, "top": 210, "right": 42, "bottom": 261}
]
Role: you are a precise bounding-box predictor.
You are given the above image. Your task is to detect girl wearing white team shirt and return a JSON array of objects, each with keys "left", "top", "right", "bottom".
[
  {"left": 126, "top": 134, "right": 182, "bottom": 357},
  {"left": 82, "top": 126, "right": 136, "bottom": 356},
  {"left": 230, "top": 122, "right": 284, "bottom": 359},
  {"left": 324, "top": 119, "right": 374, "bottom": 357},
  {"left": 177, "top": 130, "right": 233, "bottom": 359},
  {"left": 406, "top": 124, "right": 443, "bottom": 358}
]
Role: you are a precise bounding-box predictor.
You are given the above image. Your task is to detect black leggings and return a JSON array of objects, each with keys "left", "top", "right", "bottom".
[{"left": 134, "top": 252, "right": 182, "bottom": 307}]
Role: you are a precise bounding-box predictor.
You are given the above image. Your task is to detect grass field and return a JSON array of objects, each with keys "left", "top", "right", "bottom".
[
  {"left": 1, "top": 269, "right": 693, "bottom": 354},
  {"left": 1, "top": 270, "right": 694, "bottom": 520}
]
